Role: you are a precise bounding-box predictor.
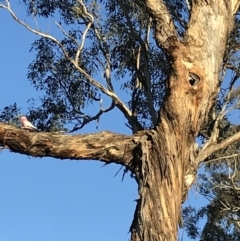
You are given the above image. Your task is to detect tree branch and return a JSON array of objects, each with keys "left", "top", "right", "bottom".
[
  {"left": 144, "top": 0, "right": 178, "bottom": 52},
  {"left": 198, "top": 73, "right": 239, "bottom": 157},
  {"left": 0, "top": 0, "right": 139, "bottom": 133},
  {"left": 74, "top": 0, "right": 94, "bottom": 63},
  {"left": 0, "top": 123, "right": 137, "bottom": 166},
  {"left": 196, "top": 131, "right": 240, "bottom": 164},
  {"left": 119, "top": 0, "right": 157, "bottom": 126},
  {"left": 68, "top": 100, "right": 115, "bottom": 132},
  {"left": 201, "top": 153, "right": 240, "bottom": 165},
  {"left": 231, "top": 0, "right": 240, "bottom": 15}
]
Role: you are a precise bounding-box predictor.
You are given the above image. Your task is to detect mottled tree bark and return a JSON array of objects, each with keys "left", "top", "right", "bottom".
[
  {"left": 1, "top": 1, "right": 240, "bottom": 241},
  {"left": 129, "top": 0, "right": 240, "bottom": 241}
]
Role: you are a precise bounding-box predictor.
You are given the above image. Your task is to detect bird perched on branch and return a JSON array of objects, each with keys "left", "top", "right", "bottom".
[{"left": 20, "top": 116, "right": 39, "bottom": 131}]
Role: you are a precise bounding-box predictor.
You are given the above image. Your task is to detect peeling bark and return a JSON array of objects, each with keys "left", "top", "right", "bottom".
[
  {"left": 128, "top": 1, "right": 240, "bottom": 241},
  {"left": 129, "top": 129, "right": 185, "bottom": 241},
  {"left": 145, "top": 0, "right": 178, "bottom": 52},
  {"left": 0, "top": 123, "right": 136, "bottom": 165}
]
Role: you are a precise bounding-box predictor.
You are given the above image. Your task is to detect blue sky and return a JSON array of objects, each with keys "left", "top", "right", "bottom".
[{"left": 0, "top": 3, "right": 204, "bottom": 241}]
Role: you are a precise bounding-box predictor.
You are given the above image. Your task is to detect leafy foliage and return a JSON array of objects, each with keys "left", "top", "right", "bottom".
[
  {"left": 0, "top": 103, "right": 21, "bottom": 127},
  {"left": 0, "top": 0, "right": 193, "bottom": 131},
  {"left": 183, "top": 157, "right": 240, "bottom": 240}
]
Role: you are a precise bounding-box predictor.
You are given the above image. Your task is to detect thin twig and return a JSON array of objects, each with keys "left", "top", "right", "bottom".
[{"left": 202, "top": 153, "right": 240, "bottom": 165}]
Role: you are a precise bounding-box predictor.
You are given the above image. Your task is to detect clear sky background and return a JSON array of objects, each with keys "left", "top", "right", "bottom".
[{"left": 0, "top": 3, "right": 205, "bottom": 241}]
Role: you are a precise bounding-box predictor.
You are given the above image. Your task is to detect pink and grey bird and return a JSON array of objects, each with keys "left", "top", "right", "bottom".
[{"left": 20, "top": 116, "right": 38, "bottom": 131}]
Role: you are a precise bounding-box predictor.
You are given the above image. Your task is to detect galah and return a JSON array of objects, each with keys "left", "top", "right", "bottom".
[{"left": 20, "top": 116, "right": 38, "bottom": 131}]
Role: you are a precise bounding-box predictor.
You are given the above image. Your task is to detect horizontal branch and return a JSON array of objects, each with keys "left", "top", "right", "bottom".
[{"left": 0, "top": 123, "right": 137, "bottom": 166}]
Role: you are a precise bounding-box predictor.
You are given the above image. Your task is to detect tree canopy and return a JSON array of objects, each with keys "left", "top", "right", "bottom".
[{"left": 1, "top": 0, "right": 171, "bottom": 132}]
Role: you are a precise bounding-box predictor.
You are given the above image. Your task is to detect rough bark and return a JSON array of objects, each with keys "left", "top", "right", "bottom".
[
  {"left": 0, "top": 123, "right": 137, "bottom": 165},
  {"left": 129, "top": 1, "right": 240, "bottom": 241},
  {"left": 1, "top": 1, "right": 240, "bottom": 241}
]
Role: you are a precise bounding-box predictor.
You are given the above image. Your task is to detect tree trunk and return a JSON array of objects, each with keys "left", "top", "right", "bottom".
[
  {"left": 129, "top": 130, "right": 184, "bottom": 241},
  {"left": 130, "top": 122, "right": 194, "bottom": 240},
  {"left": 129, "top": 1, "right": 239, "bottom": 240}
]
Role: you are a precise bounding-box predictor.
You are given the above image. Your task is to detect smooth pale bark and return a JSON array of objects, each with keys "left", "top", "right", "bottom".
[{"left": 1, "top": 1, "right": 240, "bottom": 241}]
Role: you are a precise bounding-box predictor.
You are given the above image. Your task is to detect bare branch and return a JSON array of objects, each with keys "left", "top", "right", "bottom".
[
  {"left": 202, "top": 153, "right": 240, "bottom": 165},
  {"left": 199, "top": 73, "right": 239, "bottom": 155},
  {"left": 0, "top": 122, "right": 138, "bottom": 166},
  {"left": 0, "top": 2, "right": 60, "bottom": 44},
  {"left": 69, "top": 101, "right": 115, "bottom": 132},
  {"left": 145, "top": 17, "right": 152, "bottom": 46},
  {"left": 185, "top": 0, "right": 191, "bottom": 10},
  {"left": 74, "top": 0, "right": 94, "bottom": 63},
  {"left": 196, "top": 131, "right": 240, "bottom": 164},
  {"left": 119, "top": 0, "right": 157, "bottom": 126},
  {"left": 54, "top": 21, "right": 79, "bottom": 48},
  {"left": 91, "top": 23, "right": 114, "bottom": 92}
]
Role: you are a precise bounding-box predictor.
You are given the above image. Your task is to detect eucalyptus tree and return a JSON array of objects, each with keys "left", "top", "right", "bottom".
[{"left": 1, "top": 0, "right": 240, "bottom": 241}]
